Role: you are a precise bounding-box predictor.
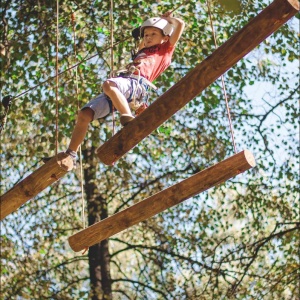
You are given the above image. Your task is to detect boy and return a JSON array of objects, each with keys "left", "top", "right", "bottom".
[{"left": 45, "top": 12, "right": 184, "bottom": 165}]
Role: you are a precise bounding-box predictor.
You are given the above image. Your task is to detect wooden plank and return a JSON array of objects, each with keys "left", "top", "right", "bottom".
[
  {"left": 0, "top": 153, "right": 73, "bottom": 220},
  {"left": 96, "top": 0, "right": 299, "bottom": 166},
  {"left": 69, "top": 149, "right": 256, "bottom": 252}
]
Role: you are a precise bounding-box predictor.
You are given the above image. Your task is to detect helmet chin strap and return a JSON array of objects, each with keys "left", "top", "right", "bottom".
[{"left": 163, "top": 36, "right": 169, "bottom": 43}]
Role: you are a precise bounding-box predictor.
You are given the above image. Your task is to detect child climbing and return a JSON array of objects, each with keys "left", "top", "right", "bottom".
[{"left": 44, "top": 11, "right": 185, "bottom": 165}]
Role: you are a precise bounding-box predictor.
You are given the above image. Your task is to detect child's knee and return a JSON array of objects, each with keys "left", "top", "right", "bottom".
[
  {"left": 77, "top": 108, "right": 94, "bottom": 123},
  {"left": 102, "top": 80, "right": 116, "bottom": 94}
]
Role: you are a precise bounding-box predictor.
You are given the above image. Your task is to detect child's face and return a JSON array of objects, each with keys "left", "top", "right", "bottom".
[{"left": 143, "top": 27, "right": 169, "bottom": 47}]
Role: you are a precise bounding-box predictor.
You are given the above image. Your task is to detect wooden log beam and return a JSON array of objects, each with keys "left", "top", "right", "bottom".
[
  {"left": 96, "top": 0, "right": 299, "bottom": 166},
  {"left": 69, "top": 149, "right": 256, "bottom": 252},
  {"left": 0, "top": 153, "right": 73, "bottom": 220}
]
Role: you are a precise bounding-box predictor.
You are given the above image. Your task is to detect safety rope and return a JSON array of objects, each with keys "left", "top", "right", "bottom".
[
  {"left": 110, "top": 0, "right": 114, "bottom": 77},
  {"left": 55, "top": 0, "right": 59, "bottom": 158},
  {"left": 206, "top": 0, "right": 237, "bottom": 154},
  {"left": 109, "top": 0, "right": 116, "bottom": 136},
  {"left": 11, "top": 37, "right": 131, "bottom": 102},
  {"left": 71, "top": 12, "right": 86, "bottom": 229},
  {"left": 168, "top": 1, "right": 187, "bottom": 14}
]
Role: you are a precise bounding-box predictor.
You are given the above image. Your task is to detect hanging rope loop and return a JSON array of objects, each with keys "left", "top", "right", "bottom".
[
  {"left": 71, "top": 11, "right": 86, "bottom": 229},
  {"left": 206, "top": 0, "right": 237, "bottom": 154}
]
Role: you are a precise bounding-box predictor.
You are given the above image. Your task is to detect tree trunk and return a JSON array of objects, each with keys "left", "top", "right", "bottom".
[{"left": 83, "top": 146, "right": 112, "bottom": 300}]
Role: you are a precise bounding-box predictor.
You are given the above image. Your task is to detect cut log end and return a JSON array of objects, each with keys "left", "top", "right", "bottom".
[
  {"left": 287, "top": 0, "right": 300, "bottom": 10},
  {"left": 243, "top": 149, "right": 256, "bottom": 168}
]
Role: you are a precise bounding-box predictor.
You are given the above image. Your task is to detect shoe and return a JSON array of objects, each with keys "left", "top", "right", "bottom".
[
  {"left": 42, "top": 156, "right": 53, "bottom": 163},
  {"left": 120, "top": 114, "right": 135, "bottom": 126}
]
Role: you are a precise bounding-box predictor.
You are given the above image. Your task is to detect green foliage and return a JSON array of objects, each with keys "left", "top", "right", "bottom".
[{"left": 0, "top": 0, "right": 299, "bottom": 299}]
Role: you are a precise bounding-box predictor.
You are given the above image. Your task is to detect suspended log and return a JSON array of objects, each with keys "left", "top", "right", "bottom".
[
  {"left": 0, "top": 153, "right": 73, "bottom": 220},
  {"left": 96, "top": 0, "right": 299, "bottom": 165},
  {"left": 69, "top": 149, "right": 256, "bottom": 252}
]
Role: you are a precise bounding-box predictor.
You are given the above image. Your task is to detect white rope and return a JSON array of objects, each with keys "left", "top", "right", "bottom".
[
  {"left": 206, "top": 0, "right": 237, "bottom": 154},
  {"left": 55, "top": 0, "right": 59, "bottom": 159},
  {"left": 110, "top": 0, "right": 116, "bottom": 135},
  {"left": 71, "top": 13, "right": 86, "bottom": 229}
]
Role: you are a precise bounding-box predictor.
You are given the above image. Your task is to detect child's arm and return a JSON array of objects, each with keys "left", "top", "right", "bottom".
[{"left": 162, "top": 11, "right": 185, "bottom": 47}]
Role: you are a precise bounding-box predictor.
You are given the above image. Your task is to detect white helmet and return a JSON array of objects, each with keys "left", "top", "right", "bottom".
[{"left": 140, "top": 17, "right": 173, "bottom": 37}]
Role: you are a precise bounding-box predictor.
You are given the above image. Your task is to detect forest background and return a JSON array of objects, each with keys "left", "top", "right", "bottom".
[{"left": 0, "top": 0, "right": 299, "bottom": 299}]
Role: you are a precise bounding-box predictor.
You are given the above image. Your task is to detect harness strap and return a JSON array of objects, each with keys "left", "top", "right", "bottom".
[
  {"left": 112, "top": 69, "right": 157, "bottom": 90},
  {"left": 111, "top": 67, "right": 157, "bottom": 114},
  {"left": 124, "top": 74, "right": 157, "bottom": 90}
]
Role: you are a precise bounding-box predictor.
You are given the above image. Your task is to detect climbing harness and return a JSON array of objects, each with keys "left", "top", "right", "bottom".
[
  {"left": 111, "top": 65, "right": 157, "bottom": 115},
  {"left": 108, "top": 9, "right": 159, "bottom": 117}
]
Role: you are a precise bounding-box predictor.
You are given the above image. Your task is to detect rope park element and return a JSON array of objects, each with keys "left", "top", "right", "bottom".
[
  {"left": 69, "top": 150, "right": 256, "bottom": 252},
  {"left": 0, "top": 0, "right": 298, "bottom": 240}
]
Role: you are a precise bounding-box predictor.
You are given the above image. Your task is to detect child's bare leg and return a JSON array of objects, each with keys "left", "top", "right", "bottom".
[
  {"left": 102, "top": 81, "right": 132, "bottom": 115},
  {"left": 68, "top": 108, "right": 94, "bottom": 152}
]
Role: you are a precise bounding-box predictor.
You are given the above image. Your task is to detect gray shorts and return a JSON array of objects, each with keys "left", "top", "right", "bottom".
[{"left": 82, "top": 77, "right": 147, "bottom": 120}]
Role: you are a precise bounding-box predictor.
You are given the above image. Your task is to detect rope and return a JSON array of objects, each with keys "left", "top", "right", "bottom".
[
  {"left": 110, "top": 0, "right": 114, "bottom": 77},
  {"left": 110, "top": 0, "right": 115, "bottom": 136},
  {"left": 12, "top": 37, "right": 131, "bottom": 101},
  {"left": 71, "top": 12, "right": 86, "bottom": 229},
  {"left": 168, "top": 1, "right": 188, "bottom": 14},
  {"left": 206, "top": 0, "right": 237, "bottom": 154},
  {"left": 55, "top": 0, "right": 59, "bottom": 158}
]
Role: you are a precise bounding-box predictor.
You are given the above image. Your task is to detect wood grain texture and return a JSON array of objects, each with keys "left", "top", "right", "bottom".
[
  {"left": 0, "top": 153, "right": 73, "bottom": 220},
  {"left": 96, "top": 0, "right": 299, "bottom": 166},
  {"left": 69, "top": 149, "right": 256, "bottom": 252}
]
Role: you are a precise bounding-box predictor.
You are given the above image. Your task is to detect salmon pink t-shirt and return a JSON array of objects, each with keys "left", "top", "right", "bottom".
[{"left": 133, "top": 41, "right": 175, "bottom": 82}]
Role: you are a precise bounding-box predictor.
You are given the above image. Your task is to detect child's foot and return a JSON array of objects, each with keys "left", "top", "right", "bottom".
[
  {"left": 42, "top": 150, "right": 77, "bottom": 168},
  {"left": 120, "top": 114, "right": 135, "bottom": 126}
]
